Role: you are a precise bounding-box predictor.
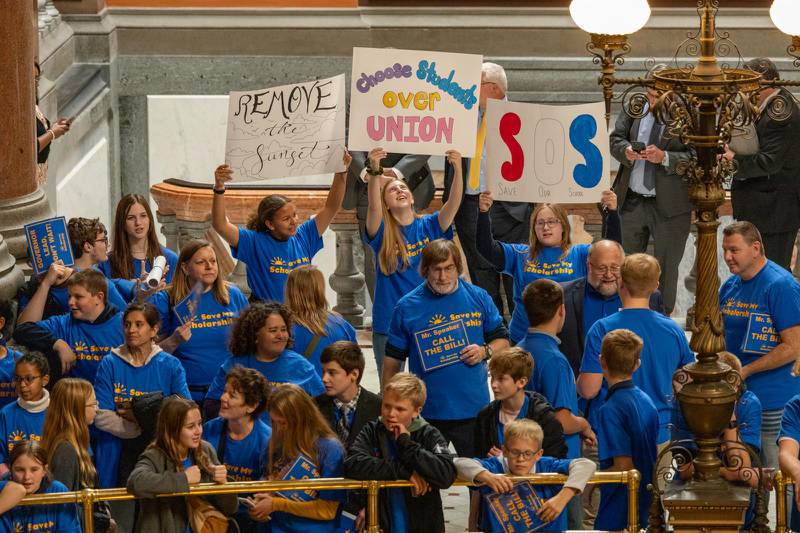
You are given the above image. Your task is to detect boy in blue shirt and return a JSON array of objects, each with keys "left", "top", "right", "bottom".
[
  {"left": 455, "top": 419, "right": 596, "bottom": 532},
  {"left": 595, "top": 328, "right": 658, "bottom": 531},
  {"left": 15, "top": 267, "right": 123, "bottom": 383},
  {"left": 778, "top": 393, "right": 800, "bottom": 531},
  {"left": 384, "top": 239, "right": 509, "bottom": 457}
]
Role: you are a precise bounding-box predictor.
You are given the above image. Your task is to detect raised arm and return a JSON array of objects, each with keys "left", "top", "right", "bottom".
[
  {"left": 212, "top": 164, "right": 239, "bottom": 247},
  {"left": 365, "top": 147, "right": 390, "bottom": 238},
  {"left": 438, "top": 150, "right": 463, "bottom": 232},
  {"left": 17, "top": 262, "right": 72, "bottom": 324},
  {"left": 475, "top": 192, "right": 505, "bottom": 271},
  {"left": 315, "top": 150, "right": 352, "bottom": 235}
]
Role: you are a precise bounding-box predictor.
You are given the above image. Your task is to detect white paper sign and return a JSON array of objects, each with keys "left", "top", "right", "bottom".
[
  {"left": 485, "top": 100, "right": 610, "bottom": 203},
  {"left": 224, "top": 74, "right": 346, "bottom": 181},
  {"left": 348, "top": 47, "right": 482, "bottom": 156}
]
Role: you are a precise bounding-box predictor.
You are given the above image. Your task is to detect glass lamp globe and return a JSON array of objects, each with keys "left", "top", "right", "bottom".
[
  {"left": 770, "top": 0, "right": 800, "bottom": 36},
  {"left": 569, "top": 0, "right": 651, "bottom": 35}
]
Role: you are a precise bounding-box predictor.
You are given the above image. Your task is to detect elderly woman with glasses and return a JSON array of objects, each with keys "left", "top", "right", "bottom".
[{"left": 476, "top": 190, "right": 621, "bottom": 343}]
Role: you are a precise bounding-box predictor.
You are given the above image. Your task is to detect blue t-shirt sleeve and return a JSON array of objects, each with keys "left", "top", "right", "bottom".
[
  {"left": 317, "top": 438, "right": 346, "bottom": 502},
  {"left": 598, "top": 404, "right": 632, "bottom": 461},
  {"left": 386, "top": 304, "right": 409, "bottom": 355},
  {"left": 422, "top": 211, "right": 454, "bottom": 240},
  {"left": 580, "top": 323, "right": 604, "bottom": 374},
  {"left": 111, "top": 277, "right": 137, "bottom": 302},
  {"left": 737, "top": 392, "right": 762, "bottom": 450},
  {"left": 36, "top": 314, "right": 69, "bottom": 340},
  {"left": 50, "top": 481, "right": 81, "bottom": 533},
  {"left": 500, "top": 242, "right": 519, "bottom": 275},
  {"left": 365, "top": 220, "right": 384, "bottom": 251},
  {"left": 769, "top": 279, "right": 800, "bottom": 333},
  {"left": 148, "top": 291, "right": 174, "bottom": 337},
  {"left": 229, "top": 286, "right": 249, "bottom": 313},
  {"left": 94, "top": 358, "right": 116, "bottom": 410},
  {"left": 344, "top": 319, "right": 357, "bottom": 342},
  {"left": 540, "top": 360, "right": 578, "bottom": 413},
  {"left": 479, "top": 288, "right": 504, "bottom": 335},
  {"left": 206, "top": 358, "right": 233, "bottom": 401},
  {"left": 231, "top": 227, "right": 258, "bottom": 262},
  {"left": 779, "top": 396, "right": 800, "bottom": 443},
  {"left": 169, "top": 357, "right": 192, "bottom": 399},
  {"left": 161, "top": 246, "right": 179, "bottom": 284},
  {"left": 296, "top": 218, "right": 324, "bottom": 258},
  {"left": 303, "top": 367, "right": 325, "bottom": 397},
  {"left": 537, "top": 456, "right": 571, "bottom": 475}
]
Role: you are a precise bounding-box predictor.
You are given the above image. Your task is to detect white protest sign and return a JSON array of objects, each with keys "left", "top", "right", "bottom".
[
  {"left": 348, "top": 47, "right": 482, "bottom": 156},
  {"left": 225, "top": 74, "right": 346, "bottom": 181},
  {"left": 485, "top": 100, "right": 610, "bottom": 203}
]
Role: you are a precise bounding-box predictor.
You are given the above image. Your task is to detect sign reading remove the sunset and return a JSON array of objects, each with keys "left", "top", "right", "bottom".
[
  {"left": 485, "top": 100, "right": 610, "bottom": 203},
  {"left": 348, "top": 47, "right": 482, "bottom": 155},
  {"left": 225, "top": 74, "right": 346, "bottom": 181}
]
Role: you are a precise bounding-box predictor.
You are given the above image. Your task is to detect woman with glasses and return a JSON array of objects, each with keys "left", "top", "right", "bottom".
[{"left": 476, "top": 191, "right": 621, "bottom": 343}]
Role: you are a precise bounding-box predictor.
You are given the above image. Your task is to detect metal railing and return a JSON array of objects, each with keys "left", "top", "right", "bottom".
[{"left": 14, "top": 470, "right": 641, "bottom": 533}]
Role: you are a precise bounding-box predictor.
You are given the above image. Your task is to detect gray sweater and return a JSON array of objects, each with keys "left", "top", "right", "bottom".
[{"left": 127, "top": 440, "right": 238, "bottom": 533}]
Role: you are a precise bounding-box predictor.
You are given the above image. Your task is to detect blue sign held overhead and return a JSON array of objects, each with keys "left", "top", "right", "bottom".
[{"left": 24, "top": 216, "right": 74, "bottom": 276}]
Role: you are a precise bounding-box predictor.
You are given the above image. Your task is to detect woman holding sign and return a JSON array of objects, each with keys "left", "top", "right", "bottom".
[
  {"left": 246, "top": 383, "right": 346, "bottom": 533},
  {"left": 365, "top": 147, "right": 464, "bottom": 378},
  {"left": 476, "top": 191, "right": 621, "bottom": 344},
  {"left": 150, "top": 239, "right": 249, "bottom": 402},
  {"left": 212, "top": 151, "right": 352, "bottom": 303}
]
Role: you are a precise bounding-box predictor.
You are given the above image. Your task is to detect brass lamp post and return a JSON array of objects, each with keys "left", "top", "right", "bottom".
[{"left": 570, "top": 0, "right": 800, "bottom": 530}]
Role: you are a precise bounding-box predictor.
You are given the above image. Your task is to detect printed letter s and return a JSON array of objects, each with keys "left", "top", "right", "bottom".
[
  {"left": 569, "top": 114, "right": 603, "bottom": 188},
  {"left": 499, "top": 112, "right": 524, "bottom": 182}
]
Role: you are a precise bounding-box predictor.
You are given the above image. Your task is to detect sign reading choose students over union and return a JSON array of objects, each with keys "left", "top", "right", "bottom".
[
  {"left": 348, "top": 47, "right": 483, "bottom": 156},
  {"left": 485, "top": 100, "right": 610, "bottom": 204}
]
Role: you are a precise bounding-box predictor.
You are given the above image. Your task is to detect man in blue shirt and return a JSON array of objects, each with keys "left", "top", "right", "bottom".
[
  {"left": 384, "top": 238, "right": 510, "bottom": 456},
  {"left": 720, "top": 221, "right": 800, "bottom": 473},
  {"left": 578, "top": 253, "right": 694, "bottom": 445}
]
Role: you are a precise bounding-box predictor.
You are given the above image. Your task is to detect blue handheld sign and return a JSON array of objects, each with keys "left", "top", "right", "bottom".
[
  {"left": 413, "top": 319, "right": 469, "bottom": 372},
  {"left": 24, "top": 216, "right": 74, "bottom": 276}
]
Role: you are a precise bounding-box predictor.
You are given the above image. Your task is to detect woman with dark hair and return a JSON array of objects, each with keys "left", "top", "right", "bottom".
[
  {"left": 99, "top": 194, "right": 179, "bottom": 283},
  {"left": 34, "top": 61, "right": 70, "bottom": 186},
  {"left": 93, "top": 303, "right": 190, "bottom": 488},
  {"left": 204, "top": 302, "right": 323, "bottom": 419},
  {"left": 127, "top": 396, "right": 236, "bottom": 533},
  {"left": 151, "top": 239, "right": 249, "bottom": 402},
  {"left": 211, "top": 151, "right": 352, "bottom": 302}
]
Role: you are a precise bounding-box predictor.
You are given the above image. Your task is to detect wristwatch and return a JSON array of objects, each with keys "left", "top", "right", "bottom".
[
  {"left": 727, "top": 420, "right": 738, "bottom": 430},
  {"left": 366, "top": 166, "right": 384, "bottom": 176},
  {"left": 484, "top": 343, "right": 493, "bottom": 361}
]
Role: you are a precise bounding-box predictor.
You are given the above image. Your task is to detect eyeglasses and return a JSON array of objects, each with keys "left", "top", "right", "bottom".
[
  {"left": 535, "top": 219, "right": 562, "bottom": 228},
  {"left": 590, "top": 263, "right": 621, "bottom": 275},
  {"left": 93, "top": 237, "right": 109, "bottom": 245},
  {"left": 430, "top": 265, "right": 458, "bottom": 275},
  {"left": 13, "top": 375, "right": 42, "bottom": 385},
  {"left": 506, "top": 449, "right": 539, "bottom": 460}
]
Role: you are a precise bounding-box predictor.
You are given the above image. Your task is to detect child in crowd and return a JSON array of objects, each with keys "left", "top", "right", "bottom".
[
  {"left": 93, "top": 303, "right": 191, "bottom": 487},
  {"left": 0, "top": 352, "right": 50, "bottom": 471},
  {"left": 475, "top": 346, "right": 568, "bottom": 459},
  {"left": 15, "top": 267, "right": 124, "bottom": 382},
  {"left": 127, "top": 396, "right": 236, "bottom": 532},
  {"left": 212, "top": 151, "right": 352, "bottom": 302},
  {"left": 247, "top": 383, "right": 345, "bottom": 533},
  {"left": 345, "top": 372, "right": 456, "bottom": 533},
  {"left": 0, "top": 441, "right": 81, "bottom": 532},
  {"left": 285, "top": 265, "right": 357, "bottom": 376},
  {"left": 364, "top": 148, "right": 463, "bottom": 378},
  {"left": 205, "top": 302, "right": 323, "bottom": 419},
  {"left": 455, "top": 419, "right": 596, "bottom": 532},
  {"left": 151, "top": 239, "right": 249, "bottom": 402},
  {"left": 99, "top": 194, "right": 178, "bottom": 283},
  {"left": 595, "top": 328, "right": 658, "bottom": 532},
  {"left": 0, "top": 300, "right": 20, "bottom": 408},
  {"left": 203, "top": 366, "right": 272, "bottom": 531}
]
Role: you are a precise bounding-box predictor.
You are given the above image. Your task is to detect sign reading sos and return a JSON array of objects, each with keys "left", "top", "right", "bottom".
[{"left": 485, "top": 100, "right": 610, "bottom": 204}]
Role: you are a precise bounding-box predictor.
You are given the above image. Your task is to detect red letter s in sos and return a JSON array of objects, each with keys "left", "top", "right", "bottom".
[{"left": 499, "top": 112, "right": 524, "bottom": 182}]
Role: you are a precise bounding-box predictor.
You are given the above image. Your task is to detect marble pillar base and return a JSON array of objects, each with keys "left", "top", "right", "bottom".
[
  {"left": 0, "top": 187, "right": 54, "bottom": 263},
  {"left": 0, "top": 234, "right": 24, "bottom": 301}
]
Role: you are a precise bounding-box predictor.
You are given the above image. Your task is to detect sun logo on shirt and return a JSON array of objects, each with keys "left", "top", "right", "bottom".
[
  {"left": 114, "top": 383, "right": 127, "bottom": 396},
  {"left": 9, "top": 431, "right": 25, "bottom": 445},
  {"left": 429, "top": 314, "right": 445, "bottom": 325},
  {"left": 271, "top": 257, "right": 286, "bottom": 266},
  {"left": 73, "top": 341, "right": 88, "bottom": 353},
  {"left": 13, "top": 522, "right": 23, "bottom": 533}
]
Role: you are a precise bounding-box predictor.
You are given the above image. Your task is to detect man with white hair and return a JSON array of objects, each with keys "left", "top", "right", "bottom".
[{"left": 444, "top": 62, "right": 532, "bottom": 319}]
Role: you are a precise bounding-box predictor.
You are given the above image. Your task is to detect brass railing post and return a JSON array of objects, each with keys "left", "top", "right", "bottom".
[
  {"left": 366, "top": 480, "right": 381, "bottom": 533},
  {"left": 80, "top": 487, "right": 94, "bottom": 532},
  {"left": 626, "top": 469, "right": 640, "bottom": 533},
  {"left": 776, "top": 471, "right": 788, "bottom": 533}
]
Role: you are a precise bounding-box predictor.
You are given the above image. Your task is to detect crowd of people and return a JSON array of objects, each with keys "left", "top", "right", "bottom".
[{"left": 1, "top": 56, "right": 799, "bottom": 533}]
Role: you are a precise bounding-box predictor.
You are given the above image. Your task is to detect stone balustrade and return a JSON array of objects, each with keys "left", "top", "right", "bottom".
[{"left": 38, "top": 0, "right": 61, "bottom": 34}]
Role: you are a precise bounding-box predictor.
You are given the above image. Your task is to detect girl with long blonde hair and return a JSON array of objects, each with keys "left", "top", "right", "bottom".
[
  {"left": 285, "top": 265, "right": 356, "bottom": 375},
  {"left": 247, "top": 383, "right": 345, "bottom": 532},
  {"left": 365, "top": 147, "right": 464, "bottom": 378},
  {"left": 153, "top": 239, "right": 249, "bottom": 402}
]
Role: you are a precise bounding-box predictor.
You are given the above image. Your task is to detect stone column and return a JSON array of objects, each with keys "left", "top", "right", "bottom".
[{"left": 329, "top": 223, "right": 365, "bottom": 327}]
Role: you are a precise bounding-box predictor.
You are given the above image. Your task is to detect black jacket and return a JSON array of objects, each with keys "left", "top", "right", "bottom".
[
  {"left": 315, "top": 387, "right": 382, "bottom": 450},
  {"left": 558, "top": 277, "right": 665, "bottom": 376},
  {"left": 474, "top": 391, "right": 568, "bottom": 459},
  {"left": 345, "top": 419, "right": 456, "bottom": 533}
]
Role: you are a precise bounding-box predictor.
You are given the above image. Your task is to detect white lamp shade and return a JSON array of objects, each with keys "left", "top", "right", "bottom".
[
  {"left": 770, "top": 0, "right": 800, "bottom": 36},
  {"left": 569, "top": 0, "right": 651, "bottom": 35}
]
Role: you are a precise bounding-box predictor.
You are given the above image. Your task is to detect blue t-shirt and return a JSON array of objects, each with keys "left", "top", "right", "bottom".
[
  {"left": 93, "top": 349, "right": 191, "bottom": 487},
  {"left": 720, "top": 260, "right": 800, "bottom": 410},
  {"left": 44, "top": 269, "right": 130, "bottom": 314},
  {"left": 518, "top": 331, "right": 581, "bottom": 459},
  {"left": 270, "top": 437, "right": 346, "bottom": 533},
  {"left": 476, "top": 455, "right": 572, "bottom": 532},
  {"left": 502, "top": 243, "right": 590, "bottom": 343},
  {"left": 778, "top": 394, "right": 800, "bottom": 531},
  {"left": 36, "top": 311, "right": 124, "bottom": 383},
  {"left": 206, "top": 351, "right": 325, "bottom": 402},
  {"left": 581, "top": 308, "right": 695, "bottom": 443},
  {"left": 292, "top": 313, "right": 357, "bottom": 377},
  {"left": 232, "top": 219, "right": 323, "bottom": 302},
  {"left": 595, "top": 381, "right": 658, "bottom": 532},
  {"left": 98, "top": 245, "right": 179, "bottom": 284},
  {"left": 581, "top": 282, "right": 623, "bottom": 344},
  {"left": 367, "top": 213, "right": 453, "bottom": 335},
  {"left": 387, "top": 280, "right": 504, "bottom": 420},
  {"left": 150, "top": 286, "right": 249, "bottom": 400},
  {"left": 0, "top": 401, "right": 47, "bottom": 463},
  {"left": 0, "top": 479, "right": 81, "bottom": 533},
  {"left": 0, "top": 346, "right": 20, "bottom": 408}
]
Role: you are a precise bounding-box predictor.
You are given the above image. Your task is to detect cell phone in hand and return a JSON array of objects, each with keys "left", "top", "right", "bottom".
[
  {"left": 239, "top": 497, "right": 255, "bottom": 508},
  {"left": 630, "top": 141, "right": 646, "bottom": 153}
]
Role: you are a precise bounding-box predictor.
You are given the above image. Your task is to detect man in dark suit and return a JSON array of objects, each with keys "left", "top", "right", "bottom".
[
  {"left": 558, "top": 240, "right": 665, "bottom": 376},
  {"left": 610, "top": 64, "right": 693, "bottom": 315},
  {"left": 724, "top": 58, "right": 800, "bottom": 271},
  {"left": 343, "top": 151, "right": 434, "bottom": 301}
]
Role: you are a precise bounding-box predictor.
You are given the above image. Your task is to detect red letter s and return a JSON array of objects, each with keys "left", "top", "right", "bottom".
[{"left": 499, "top": 112, "right": 523, "bottom": 182}]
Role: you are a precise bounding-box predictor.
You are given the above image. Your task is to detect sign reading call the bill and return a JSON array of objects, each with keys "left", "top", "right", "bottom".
[{"left": 414, "top": 319, "right": 469, "bottom": 372}]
